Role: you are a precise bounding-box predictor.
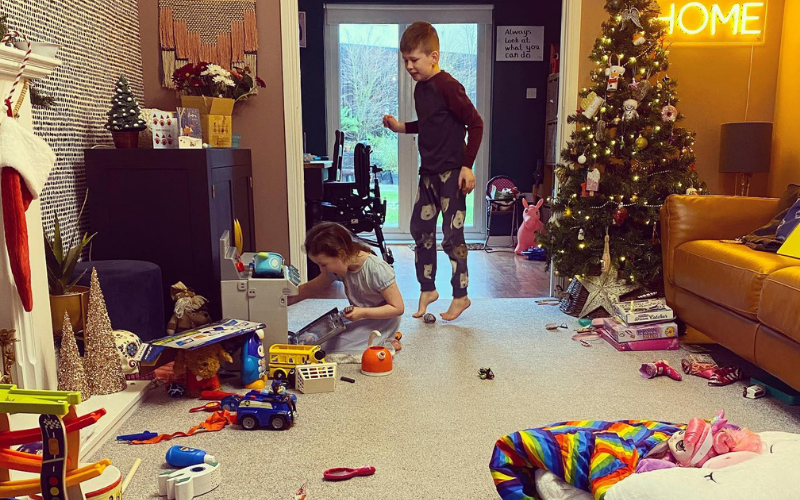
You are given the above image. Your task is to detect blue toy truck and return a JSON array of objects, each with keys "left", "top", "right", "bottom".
[{"left": 221, "top": 390, "right": 297, "bottom": 430}]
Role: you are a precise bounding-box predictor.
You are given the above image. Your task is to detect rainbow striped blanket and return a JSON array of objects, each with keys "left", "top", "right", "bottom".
[{"left": 490, "top": 420, "right": 684, "bottom": 500}]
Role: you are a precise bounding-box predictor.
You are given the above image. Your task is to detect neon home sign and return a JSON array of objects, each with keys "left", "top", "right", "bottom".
[{"left": 657, "top": 2, "right": 767, "bottom": 44}]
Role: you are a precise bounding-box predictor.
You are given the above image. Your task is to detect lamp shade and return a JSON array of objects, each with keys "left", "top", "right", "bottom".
[{"left": 719, "top": 122, "right": 773, "bottom": 173}]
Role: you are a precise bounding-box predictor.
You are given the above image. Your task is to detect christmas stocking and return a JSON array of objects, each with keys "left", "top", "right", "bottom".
[{"left": 0, "top": 115, "right": 56, "bottom": 311}]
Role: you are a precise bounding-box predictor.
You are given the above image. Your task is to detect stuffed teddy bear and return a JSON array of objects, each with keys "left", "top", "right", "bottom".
[
  {"left": 173, "top": 344, "right": 233, "bottom": 397},
  {"left": 166, "top": 281, "right": 212, "bottom": 334}
]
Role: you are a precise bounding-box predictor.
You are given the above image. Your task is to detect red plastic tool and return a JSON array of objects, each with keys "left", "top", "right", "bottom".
[
  {"left": 323, "top": 466, "right": 376, "bottom": 481},
  {"left": 189, "top": 402, "right": 222, "bottom": 413}
]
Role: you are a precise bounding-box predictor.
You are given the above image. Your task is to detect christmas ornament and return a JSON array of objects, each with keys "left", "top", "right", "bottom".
[
  {"left": 686, "top": 186, "right": 699, "bottom": 196},
  {"left": 564, "top": 207, "right": 572, "bottom": 217},
  {"left": 661, "top": 105, "right": 678, "bottom": 122},
  {"left": 83, "top": 268, "right": 128, "bottom": 395},
  {"left": 577, "top": 234, "right": 640, "bottom": 317},
  {"left": 578, "top": 229, "right": 585, "bottom": 241},
  {"left": 620, "top": 6, "right": 643, "bottom": 29},
  {"left": 578, "top": 154, "right": 587, "bottom": 165},
  {"left": 635, "top": 135, "right": 648, "bottom": 150},
  {"left": 605, "top": 57, "right": 626, "bottom": 92},
  {"left": 581, "top": 92, "right": 604, "bottom": 119},
  {"left": 596, "top": 120, "right": 608, "bottom": 142},
  {"left": 632, "top": 32, "right": 645, "bottom": 46},
  {"left": 622, "top": 99, "right": 639, "bottom": 121},
  {"left": 613, "top": 204, "right": 629, "bottom": 225},
  {"left": 586, "top": 168, "right": 601, "bottom": 195},
  {"left": 581, "top": 182, "right": 590, "bottom": 198},
  {"left": 631, "top": 79, "right": 651, "bottom": 101},
  {"left": 57, "top": 312, "right": 91, "bottom": 402}
]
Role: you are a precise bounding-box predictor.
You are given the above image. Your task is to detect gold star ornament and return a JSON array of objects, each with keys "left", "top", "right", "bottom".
[{"left": 577, "top": 229, "right": 639, "bottom": 317}]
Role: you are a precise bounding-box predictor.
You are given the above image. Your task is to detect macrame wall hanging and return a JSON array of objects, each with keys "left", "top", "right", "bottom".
[{"left": 158, "top": 0, "right": 258, "bottom": 88}]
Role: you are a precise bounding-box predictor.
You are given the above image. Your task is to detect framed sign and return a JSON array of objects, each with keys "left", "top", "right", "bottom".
[{"left": 496, "top": 26, "right": 544, "bottom": 62}]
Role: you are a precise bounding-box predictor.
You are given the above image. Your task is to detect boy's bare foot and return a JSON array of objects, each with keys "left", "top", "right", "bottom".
[
  {"left": 441, "top": 296, "right": 471, "bottom": 321},
  {"left": 413, "top": 290, "right": 439, "bottom": 318}
]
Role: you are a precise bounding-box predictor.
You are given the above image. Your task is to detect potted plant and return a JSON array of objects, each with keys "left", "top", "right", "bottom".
[
  {"left": 172, "top": 62, "right": 265, "bottom": 147},
  {"left": 44, "top": 192, "right": 96, "bottom": 338},
  {"left": 104, "top": 75, "right": 147, "bottom": 148}
]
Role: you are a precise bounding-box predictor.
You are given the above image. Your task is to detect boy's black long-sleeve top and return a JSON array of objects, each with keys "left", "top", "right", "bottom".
[{"left": 404, "top": 71, "right": 483, "bottom": 175}]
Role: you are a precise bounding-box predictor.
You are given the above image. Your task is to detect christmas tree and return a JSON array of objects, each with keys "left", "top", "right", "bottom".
[
  {"left": 57, "top": 312, "right": 91, "bottom": 402},
  {"left": 540, "top": 0, "right": 705, "bottom": 292},
  {"left": 104, "top": 75, "right": 146, "bottom": 132},
  {"left": 83, "top": 268, "right": 127, "bottom": 395}
]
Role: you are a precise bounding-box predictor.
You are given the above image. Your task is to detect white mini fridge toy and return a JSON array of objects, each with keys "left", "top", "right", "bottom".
[{"left": 220, "top": 231, "right": 300, "bottom": 348}]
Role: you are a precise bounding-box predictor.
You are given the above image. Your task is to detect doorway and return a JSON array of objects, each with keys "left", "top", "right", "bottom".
[{"left": 324, "top": 5, "right": 493, "bottom": 240}]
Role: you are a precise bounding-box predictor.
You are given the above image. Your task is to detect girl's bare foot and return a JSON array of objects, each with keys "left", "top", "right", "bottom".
[
  {"left": 441, "top": 296, "right": 471, "bottom": 321},
  {"left": 413, "top": 290, "right": 439, "bottom": 318}
]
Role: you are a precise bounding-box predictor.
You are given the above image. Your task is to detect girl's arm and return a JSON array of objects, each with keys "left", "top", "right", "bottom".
[
  {"left": 288, "top": 272, "right": 335, "bottom": 305},
  {"left": 344, "top": 282, "right": 404, "bottom": 321}
]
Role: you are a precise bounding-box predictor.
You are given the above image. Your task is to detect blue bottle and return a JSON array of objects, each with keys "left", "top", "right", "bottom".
[{"left": 165, "top": 445, "right": 217, "bottom": 467}]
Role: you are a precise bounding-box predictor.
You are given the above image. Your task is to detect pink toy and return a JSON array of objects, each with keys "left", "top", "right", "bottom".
[
  {"left": 668, "top": 410, "right": 762, "bottom": 468},
  {"left": 515, "top": 198, "right": 544, "bottom": 255}
]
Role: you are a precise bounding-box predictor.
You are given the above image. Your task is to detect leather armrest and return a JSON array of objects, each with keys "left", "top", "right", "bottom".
[{"left": 660, "top": 195, "right": 779, "bottom": 288}]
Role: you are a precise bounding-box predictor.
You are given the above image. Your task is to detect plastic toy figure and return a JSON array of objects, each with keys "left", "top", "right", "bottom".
[{"left": 241, "top": 330, "right": 267, "bottom": 389}]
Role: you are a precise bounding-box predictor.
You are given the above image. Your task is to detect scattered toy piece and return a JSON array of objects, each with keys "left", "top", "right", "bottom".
[
  {"left": 478, "top": 367, "right": 495, "bottom": 380},
  {"left": 121, "top": 457, "right": 142, "bottom": 494},
  {"left": 535, "top": 299, "right": 561, "bottom": 305},
  {"left": 158, "top": 460, "right": 221, "bottom": 500},
  {"left": 324, "top": 466, "right": 376, "bottom": 481},
  {"left": 117, "top": 431, "right": 158, "bottom": 442},
  {"left": 340, "top": 376, "right": 356, "bottom": 383},
  {"left": 578, "top": 318, "right": 592, "bottom": 327},
  {"left": 708, "top": 366, "right": 743, "bottom": 387},
  {"left": 744, "top": 385, "right": 766, "bottom": 399},
  {"left": 423, "top": 313, "right": 436, "bottom": 324},
  {"left": 639, "top": 360, "right": 682, "bottom": 381},
  {"left": 391, "top": 331, "right": 403, "bottom": 351},
  {"left": 545, "top": 323, "right": 568, "bottom": 331},
  {"left": 294, "top": 483, "right": 308, "bottom": 500}
]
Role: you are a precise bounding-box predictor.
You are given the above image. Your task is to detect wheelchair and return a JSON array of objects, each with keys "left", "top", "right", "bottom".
[{"left": 321, "top": 135, "right": 394, "bottom": 265}]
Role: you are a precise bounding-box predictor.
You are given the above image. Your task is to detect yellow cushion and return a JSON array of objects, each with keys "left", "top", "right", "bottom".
[
  {"left": 673, "top": 240, "right": 798, "bottom": 318},
  {"left": 759, "top": 267, "right": 800, "bottom": 344}
]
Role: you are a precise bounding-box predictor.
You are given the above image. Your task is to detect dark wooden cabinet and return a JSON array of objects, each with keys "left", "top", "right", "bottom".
[{"left": 84, "top": 148, "right": 254, "bottom": 321}]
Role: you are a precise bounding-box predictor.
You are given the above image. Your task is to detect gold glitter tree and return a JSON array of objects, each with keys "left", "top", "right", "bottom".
[
  {"left": 57, "top": 311, "right": 91, "bottom": 401},
  {"left": 83, "top": 268, "right": 127, "bottom": 395}
]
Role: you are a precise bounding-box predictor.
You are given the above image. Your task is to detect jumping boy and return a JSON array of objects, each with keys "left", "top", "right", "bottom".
[{"left": 382, "top": 21, "right": 483, "bottom": 321}]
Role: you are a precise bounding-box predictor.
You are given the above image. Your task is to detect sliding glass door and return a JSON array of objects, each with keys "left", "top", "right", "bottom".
[{"left": 325, "top": 5, "right": 493, "bottom": 239}]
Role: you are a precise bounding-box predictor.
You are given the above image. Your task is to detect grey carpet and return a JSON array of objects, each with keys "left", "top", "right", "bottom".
[{"left": 93, "top": 299, "right": 800, "bottom": 500}]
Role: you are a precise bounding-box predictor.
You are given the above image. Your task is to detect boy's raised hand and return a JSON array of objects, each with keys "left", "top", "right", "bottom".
[
  {"left": 459, "top": 166, "right": 476, "bottom": 195},
  {"left": 382, "top": 114, "right": 403, "bottom": 133}
]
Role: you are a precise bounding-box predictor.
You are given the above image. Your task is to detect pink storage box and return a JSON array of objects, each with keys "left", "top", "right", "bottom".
[
  {"left": 599, "top": 328, "right": 679, "bottom": 351},
  {"left": 602, "top": 317, "right": 678, "bottom": 343}
]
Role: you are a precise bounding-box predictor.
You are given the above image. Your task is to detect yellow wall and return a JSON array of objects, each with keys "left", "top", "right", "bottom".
[
  {"left": 770, "top": 0, "right": 800, "bottom": 195},
  {"left": 579, "top": 0, "right": 785, "bottom": 196}
]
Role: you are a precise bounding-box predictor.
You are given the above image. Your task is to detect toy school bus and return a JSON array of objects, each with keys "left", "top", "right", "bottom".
[{"left": 268, "top": 344, "right": 326, "bottom": 380}]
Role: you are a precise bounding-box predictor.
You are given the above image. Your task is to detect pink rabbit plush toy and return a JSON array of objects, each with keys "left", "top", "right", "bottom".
[{"left": 515, "top": 198, "right": 545, "bottom": 255}]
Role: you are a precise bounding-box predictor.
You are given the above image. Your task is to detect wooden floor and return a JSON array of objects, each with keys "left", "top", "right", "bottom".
[{"left": 312, "top": 244, "right": 550, "bottom": 300}]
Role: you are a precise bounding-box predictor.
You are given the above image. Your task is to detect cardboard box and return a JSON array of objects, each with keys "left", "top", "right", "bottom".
[
  {"left": 603, "top": 317, "right": 678, "bottom": 343},
  {"left": 613, "top": 298, "right": 674, "bottom": 324},
  {"left": 180, "top": 96, "right": 234, "bottom": 148},
  {"left": 599, "top": 328, "right": 679, "bottom": 351}
]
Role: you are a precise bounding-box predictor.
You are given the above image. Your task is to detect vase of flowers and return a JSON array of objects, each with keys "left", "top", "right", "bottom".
[{"left": 172, "top": 63, "right": 265, "bottom": 147}]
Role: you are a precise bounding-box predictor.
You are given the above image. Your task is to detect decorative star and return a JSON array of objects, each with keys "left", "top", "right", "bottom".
[{"left": 577, "top": 266, "right": 640, "bottom": 317}]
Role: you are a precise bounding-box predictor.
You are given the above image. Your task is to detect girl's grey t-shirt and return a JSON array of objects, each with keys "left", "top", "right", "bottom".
[{"left": 328, "top": 254, "right": 396, "bottom": 307}]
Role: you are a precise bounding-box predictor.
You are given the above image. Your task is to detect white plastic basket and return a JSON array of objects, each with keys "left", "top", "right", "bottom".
[{"left": 295, "top": 362, "right": 337, "bottom": 394}]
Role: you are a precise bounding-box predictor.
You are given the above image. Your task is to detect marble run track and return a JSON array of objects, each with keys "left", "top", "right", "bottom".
[{"left": 0, "top": 384, "right": 112, "bottom": 499}]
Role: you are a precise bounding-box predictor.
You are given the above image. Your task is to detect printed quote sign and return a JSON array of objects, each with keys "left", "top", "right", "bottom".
[{"left": 496, "top": 26, "right": 544, "bottom": 61}]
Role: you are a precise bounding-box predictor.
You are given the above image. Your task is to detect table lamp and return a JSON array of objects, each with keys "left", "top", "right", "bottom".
[{"left": 719, "top": 122, "right": 772, "bottom": 196}]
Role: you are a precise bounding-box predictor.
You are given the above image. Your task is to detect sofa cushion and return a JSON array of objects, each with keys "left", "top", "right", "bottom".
[
  {"left": 673, "top": 240, "right": 798, "bottom": 318},
  {"left": 759, "top": 267, "right": 800, "bottom": 343}
]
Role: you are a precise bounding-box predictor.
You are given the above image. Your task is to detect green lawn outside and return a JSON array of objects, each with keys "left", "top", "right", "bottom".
[{"left": 380, "top": 184, "right": 475, "bottom": 229}]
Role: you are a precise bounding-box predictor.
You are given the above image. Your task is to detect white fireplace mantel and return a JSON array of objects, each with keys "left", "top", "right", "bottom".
[{"left": 0, "top": 44, "right": 61, "bottom": 389}]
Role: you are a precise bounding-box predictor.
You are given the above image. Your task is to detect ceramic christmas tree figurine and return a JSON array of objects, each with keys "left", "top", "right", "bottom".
[
  {"left": 57, "top": 311, "right": 91, "bottom": 402},
  {"left": 104, "top": 75, "right": 146, "bottom": 148},
  {"left": 83, "top": 268, "right": 127, "bottom": 395},
  {"left": 539, "top": 0, "right": 705, "bottom": 294}
]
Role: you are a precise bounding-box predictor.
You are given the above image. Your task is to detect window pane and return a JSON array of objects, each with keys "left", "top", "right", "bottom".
[{"left": 339, "top": 24, "right": 400, "bottom": 228}]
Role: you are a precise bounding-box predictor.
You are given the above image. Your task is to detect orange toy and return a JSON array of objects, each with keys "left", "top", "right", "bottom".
[{"left": 360, "top": 331, "right": 393, "bottom": 376}]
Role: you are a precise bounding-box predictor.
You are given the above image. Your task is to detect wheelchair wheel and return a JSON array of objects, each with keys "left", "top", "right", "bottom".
[{"left": 383, "top": 247, "right": 394, "bottom": 265}]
